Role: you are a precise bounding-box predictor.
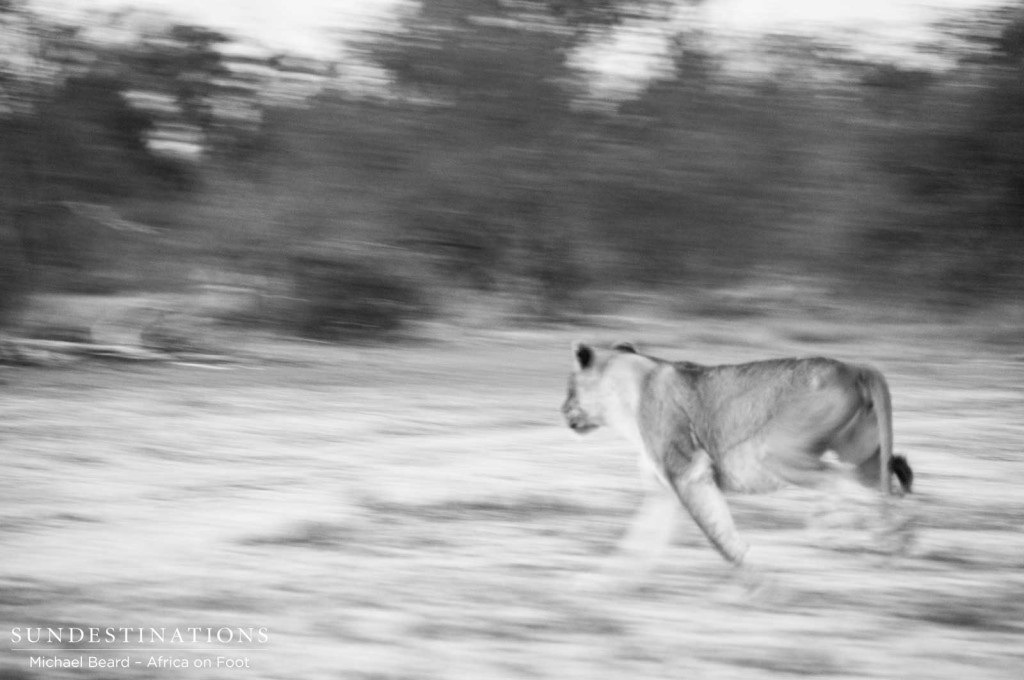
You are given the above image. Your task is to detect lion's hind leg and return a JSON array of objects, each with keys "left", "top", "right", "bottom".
[
  {"left": 808, "top": 462, "right": 876, "bottom": 532},
  {"left": 854, "top": 451, "right": 917, "bottom": 555},
  {"left": 810, "top": 451, "right": 916, "bottom": 556}
]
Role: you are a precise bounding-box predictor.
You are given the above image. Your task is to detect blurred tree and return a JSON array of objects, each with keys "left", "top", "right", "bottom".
[
  {"left": 868, "top": 5, "right": 1024, "bottom": 304},
  {"left": 126, "top": 23, "right": 230, "bottom": 134},
  {"left": 365, "top": 0, "right": 593, "bottom": 305},
  {"left": 6, "top": 0, "right": 1024, "bottom": 336},
  {"left": 547, "top": 0, "right": 697, "bottom": 34},
  {"left": 0, "top": 3, "right": 87, "bottom": 314},
  {"left": 0, "top": 6, "right": 219, "bottom": 306}
]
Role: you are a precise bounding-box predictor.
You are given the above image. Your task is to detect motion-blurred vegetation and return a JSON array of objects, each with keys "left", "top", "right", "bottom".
[{"left": 1, "top": 0, "right": 1023, "bottom": 338}]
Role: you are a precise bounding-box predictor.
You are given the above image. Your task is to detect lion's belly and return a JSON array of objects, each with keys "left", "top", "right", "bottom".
[{"left": 714, "top": 441, "right": 799, "bottom": 493}]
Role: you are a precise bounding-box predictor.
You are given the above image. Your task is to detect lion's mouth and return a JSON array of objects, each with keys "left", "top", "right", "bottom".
[{"left": 568, "top": 420, "right": 598, "bottom": 434}]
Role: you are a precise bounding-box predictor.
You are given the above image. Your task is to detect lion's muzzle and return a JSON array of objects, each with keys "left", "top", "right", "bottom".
[
  {"left": 562, "top": 394, "right": 598, "bottom": 434},
  {"left": 567, "top": 419, "right": 598, "bottom": 434}
]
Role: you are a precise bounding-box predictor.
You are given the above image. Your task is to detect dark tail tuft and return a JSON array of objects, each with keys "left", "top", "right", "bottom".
[{"left": 889, "top": 455, "right": 913, "bottom": 494}]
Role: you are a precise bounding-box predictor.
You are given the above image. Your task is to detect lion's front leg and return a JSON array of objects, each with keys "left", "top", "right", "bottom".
[{"left": 667, "top": 450, "right": 750, "bottom": 565}]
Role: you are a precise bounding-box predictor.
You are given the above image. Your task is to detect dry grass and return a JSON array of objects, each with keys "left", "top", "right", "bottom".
[{"left": 1, "top": 312, "right": 1023, "bottom": 679}]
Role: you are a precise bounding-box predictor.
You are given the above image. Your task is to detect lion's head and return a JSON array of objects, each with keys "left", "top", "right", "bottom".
[{"left": 561, "top": 341, "right": 639, "bottom": 435}]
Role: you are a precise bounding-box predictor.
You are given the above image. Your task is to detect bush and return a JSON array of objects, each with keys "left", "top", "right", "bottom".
[
  {"left": 0, "top": 224, "right": 29, "bottom": 328},
  {"left": 286, "top": 248, "right": 429, "bottom": 341}
]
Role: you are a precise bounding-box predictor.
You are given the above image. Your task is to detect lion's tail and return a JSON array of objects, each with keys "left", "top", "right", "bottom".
[
  {"left": 859, "top": 366, "right": 910, "bottom": 495},
  {"left": 889, "top": 454, "right": 913, "bottom": 494}
]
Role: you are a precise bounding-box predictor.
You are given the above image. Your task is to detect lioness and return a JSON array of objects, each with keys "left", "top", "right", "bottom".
[{"left": 562, "top": 342, "right": 913, "bottom": 569}]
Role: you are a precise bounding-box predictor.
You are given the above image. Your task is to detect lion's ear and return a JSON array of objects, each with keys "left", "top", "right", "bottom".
[
  {"left": 573, "top": 342, "right": 594, "bottom": 369},
  {"left": 612, "top": 341, "right": 637, "bottom": 353}
]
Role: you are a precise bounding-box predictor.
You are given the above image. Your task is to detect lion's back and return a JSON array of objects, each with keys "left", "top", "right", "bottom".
[
  {"left": 687, "top": 357, "right": 852, "bottom": 411},
  {"left": 674, "top": 357, "right": 864, "bottom": 458}
]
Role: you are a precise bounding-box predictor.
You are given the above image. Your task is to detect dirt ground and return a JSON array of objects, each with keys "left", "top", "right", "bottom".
[{"left": 2, "top": 311, "right": 1023, "bottom": 680}]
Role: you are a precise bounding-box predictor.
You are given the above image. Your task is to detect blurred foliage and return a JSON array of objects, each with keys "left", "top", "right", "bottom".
[
  {"left": 865, "top": 5, "right": 1024, "bottom": 305},
  {"left": 547, "top": 0, "right": 672, "bottom": 28},
  {"left": 1, "top": 0, "right": 1023, "bottom": 336},
  {"left": 286, "top": 248, "right": 428, "bottom": 340}
]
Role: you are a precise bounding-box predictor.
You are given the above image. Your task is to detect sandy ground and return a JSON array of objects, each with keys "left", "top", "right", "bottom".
[{"left": 1, "top": 312, "right": 1023, "bottom": 679}]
